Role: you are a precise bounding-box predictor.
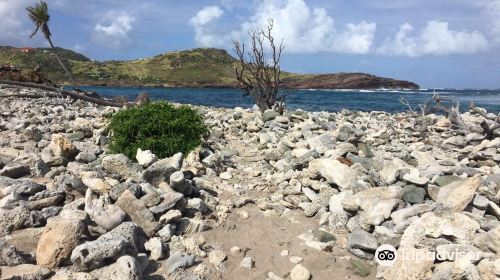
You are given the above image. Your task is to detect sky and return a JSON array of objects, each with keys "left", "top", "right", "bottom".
[{"left": 1, "top": 0, "right": 500, "bottom": 89}]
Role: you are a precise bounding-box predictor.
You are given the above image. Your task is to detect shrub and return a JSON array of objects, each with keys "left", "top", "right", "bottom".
[{"left": 108, "top": 101, "right": 208, "bottom": 160}]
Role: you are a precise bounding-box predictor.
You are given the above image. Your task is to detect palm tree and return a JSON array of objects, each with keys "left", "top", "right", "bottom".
[{"left": 26, "top": 1, "right": 78, "bottom": 89}]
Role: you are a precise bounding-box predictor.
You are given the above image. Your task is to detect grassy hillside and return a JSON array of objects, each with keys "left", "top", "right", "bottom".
[{"left": 0, "top": 46, "right": 419, "bottom": 89}]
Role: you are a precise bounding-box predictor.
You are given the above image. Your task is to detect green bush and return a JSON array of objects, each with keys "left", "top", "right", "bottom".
[{"left": 108, "top": 101, "right": 208, "bottom": 159}]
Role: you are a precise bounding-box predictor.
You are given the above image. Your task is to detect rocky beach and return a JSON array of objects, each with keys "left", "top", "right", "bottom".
[{"left": 0, "top": 86, "right": 499, "bottom": 280}]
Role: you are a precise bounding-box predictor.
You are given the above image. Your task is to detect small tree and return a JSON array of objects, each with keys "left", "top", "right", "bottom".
[
  {"left": 233, "top": 20, "right": 286, "bottom": 113},
  {"left": 26, "top": 1, "right": 78, "bottom": 89}
]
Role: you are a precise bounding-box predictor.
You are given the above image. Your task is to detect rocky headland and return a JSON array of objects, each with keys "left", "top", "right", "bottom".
[{"left": 0, "top": 86, "right": 498, "bottom": 280}]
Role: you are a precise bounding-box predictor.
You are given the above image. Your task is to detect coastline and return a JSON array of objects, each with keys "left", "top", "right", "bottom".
[{"left": 0, "top": 86, "right": 499, "bottom": 279}]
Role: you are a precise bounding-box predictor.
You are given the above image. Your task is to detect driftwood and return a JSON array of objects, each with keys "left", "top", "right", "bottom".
[
  {"left": 0, "top": 80, "right": 124, "bottom": 107},
  {"left": 469, "top": 101, "right": 500, "bottom": 139}
]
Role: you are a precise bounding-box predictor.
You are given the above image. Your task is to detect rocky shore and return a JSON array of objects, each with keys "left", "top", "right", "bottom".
[{"left": 0, "top": 86, "right": 498, "bottom": 280}]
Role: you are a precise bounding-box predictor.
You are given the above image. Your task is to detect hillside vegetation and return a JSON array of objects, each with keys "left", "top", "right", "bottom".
[{"left": 0, "top": 46, "right": 419, "bottom": 89}]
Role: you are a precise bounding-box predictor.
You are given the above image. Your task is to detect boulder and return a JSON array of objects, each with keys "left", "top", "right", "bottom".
[
  {"left": 49, "top": 134, "right": 79, "bottom": 159},
  {"left": 348, "top": 230, "right": 378, "bottom": 252},
  {"left": 71, "top": 222, "right": 140, "bottom": 271},
  {"left": 474, "top": 225, "right": 500, "bottom": 254},
  {"left": 0, "top": 240, "right": 25, "bottom": 266},
  {"left": 0, "top": 205, "right": 30, "bottom": 237},
  {"left": 0, "top": 264, "right": 51, "bottom": 280},
  {"left": 390, "top": 203, "right": 436, "bottom": 225},
  {"left": 142, "top": 153, "right": 183, "bottom": 186},
  {"left": 84, "top": 189, "right": 126, "bottom": 231},
  {"left": 437, "top": 175, "right": 482, "bottom": 212},
  {"left": 383, "top": 247, "right": 434, "bottom": 280},
  {"left": 115, "top": 190, "right": 160, "bottom": 237},
  {"left": 169, "top": 171, "right": 191, "bottom": 195},
  {"left": 90, "top": 255, "right": 142, "bottom": 280},
  {"left": 144, "top": 237, "right": 163, "bottom": 261},
  {"left": 36, "top": 217, "right": 85, "bottom": 268},
  {"left": 308, "top": 158, "right": 358, "bottom": 190},
  {"left": 102, "top": 154, "right": 142, "bottom": 182},
  {"left": 163, "top": 251, "right": 195, "bottom": 275},
  {"left": 82, "top": 177, "right": 112, "bottom": 194}
]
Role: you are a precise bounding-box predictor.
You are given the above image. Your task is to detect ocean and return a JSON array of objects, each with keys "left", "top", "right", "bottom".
[{"left": 79, "top": 86, "right": 500, "bottom": 113}]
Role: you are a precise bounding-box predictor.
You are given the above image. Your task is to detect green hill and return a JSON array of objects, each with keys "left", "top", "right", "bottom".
[{"left": 0, "top": 46, "right": 419, "bottom": 89}]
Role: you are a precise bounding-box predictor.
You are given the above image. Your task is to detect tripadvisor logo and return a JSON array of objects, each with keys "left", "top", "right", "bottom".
[
  {"left": 375, "top": 244, "right": 397, "bottom": 266},
  {"left": 374, "top": 244, "right": 483, "bottom": 267}
]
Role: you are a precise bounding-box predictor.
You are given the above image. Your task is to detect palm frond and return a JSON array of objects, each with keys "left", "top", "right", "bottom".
[{"left": 26, "top": 1, "right": 51, "bottom": 38}]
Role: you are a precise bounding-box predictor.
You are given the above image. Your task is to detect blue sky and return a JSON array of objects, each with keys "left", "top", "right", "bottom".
[{"left": 1, "top": 0, "right": 500, "bottom": 89}]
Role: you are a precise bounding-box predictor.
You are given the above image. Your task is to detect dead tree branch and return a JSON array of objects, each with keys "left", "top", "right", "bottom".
[
  {"left": 233, "top": 20, "right": 285, "bottom": 113},
  {"left": 0, "top": 80, "right": 124, "bottom": 107},
  {"left": 469, "top": 101, "right": 500, "bottom": 139}
]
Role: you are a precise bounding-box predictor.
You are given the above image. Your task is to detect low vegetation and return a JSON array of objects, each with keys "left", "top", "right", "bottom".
[{"left": 107, "top": 101, "right": 208, "bottom": 159}]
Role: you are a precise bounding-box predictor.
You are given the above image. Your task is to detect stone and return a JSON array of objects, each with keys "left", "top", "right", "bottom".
[
  {"left": 110, "top": 181, "right": 141, "bottom": 201},
  {"left": 290, "top": 264, "right": 311, "bottom": 280},
  {"left": 136, "top": 148, "right": 157, "bottom": 167},
  {"left": 378, "top": 158, "right": 406, "bottom": 185},
  {"left": 0, "top": 205, "right": 30, "bottom": 237},
  {"left": 82, "top": 177, "right": 112, "bottom": 194},
  {"left": 0, "top": 264, "right": 51, "bottom": 280},
  {"left": 473, "top": 195, "right": 490, "bottom": 210},
  {"left": 289, "top": 256, "right": 304, "bottom": 264},
  {"left": 437, "top": 174, "right": 482, "bottom": 212},
  {"left": 49, "top": 134, "right": 79, "bottom": 159},
  {"left": 0, "top": 240, "right": 25, "bottom": 266},
  {"left": 102, "top": 154, "right": 142, "bottom": 182},
  {"left": 434, "top": 175, "right": 463, "bottom": 187},
  {"left": 142, "top": 153, "right": 183, "bottom": 186},
  {"left": 75, "top": 152, "right": 97, "bottom": 163},
  {"left": 262, "top": 110, "right": 280, "bottom": 121},
  {"left": 159, "top": 209, "right": 182, "bottom": 224},
  {"left": 90, "top": 255, "right": 142, "bottom": 280},
  {"left": 308, "top": 158, "right": 358, "bottom": 190},
  {"left": 383, "top": 247, "right": 434, "bottom": 280},
  {"left": 240, "top": 256, "right": 254, "bottom": 269},
  {"left": 208, "top": 249, "right": 227, "bottom": 265},
  {"left": 144, "top": 237, "right": 163, "bottom": 261},
  {"left": 401, "top": 185, "right": 426, "bottom": 204},
  {"left": 390, "top": 203, "right": 436, "bottom": 225},
  {"left": 115, "top": 190, "right": 160, "bottom": 237},
  {"left": 169, "top": 171, "right": 191, "bottom": 195},
  {"left": 0, "top": 164, "right": 30, "bottom": 179},
  {"left": 348, "top": 230, "right": 378, "bottom": 252},
  {"left": 157, "top": 224, "right": 175, "bottom": 243},
  {"left": 280, "top": 250, "right": 289, "bottom": 257},
  {"left": 349, "top": 258, "right": 371, "bottom": 277},
  {"left": 177, "top": 218, "right": 211, "bottom": 234},
  {"left": 342, "top": 186, "right": 403, "bottom": 226},
  {"left": 84, "top": 189, "right": 126, "bottom": 231},
  {"left": 163, "top": 251, "right": 195, "bottom": 275},
  {"left": 400, "top": 211, "right": 480, "bottom": 248},
  {"left": 71, "top": 222, "right": 140, "bottom": 271},
  {"left": 402, "top": 173, "right": 429, "bottom": 186},
  {"left": 36, "top": 217, "right": 85, "bottom": 268},
  {"left": 474, "top": 225, "right": 500, "bottom": 254}
]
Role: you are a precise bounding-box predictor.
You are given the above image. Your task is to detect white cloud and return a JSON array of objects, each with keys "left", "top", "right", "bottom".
[
  {"left": 190, "top": 0, "right": 376, "bottom": 54},
  {"left": 92, "top": 11, "right": 135, "bottom": 49},
  {"left": 484, "top": 0, "right": 500, "bottom": 44},
  {"left": 0, "top": 0, "right": 38, "bottom": 45},
  {"left": 190, "top": 6, "right": 225, "bottom": 47},
  {"left": 377, "top": 21, "right": 489, "bottom": 56}
]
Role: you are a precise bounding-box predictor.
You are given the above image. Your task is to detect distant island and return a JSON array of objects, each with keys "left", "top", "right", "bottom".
[{"left": 0, "top": 46, "right": 419, "bottom": 90}]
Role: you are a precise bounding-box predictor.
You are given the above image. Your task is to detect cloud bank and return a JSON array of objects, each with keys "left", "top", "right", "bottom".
[
  {"left": 191, "top": 0, "right": 377, "bottom": 54},
  {"left": 377, "top": 21, "right": 490, "bottom": 56}
]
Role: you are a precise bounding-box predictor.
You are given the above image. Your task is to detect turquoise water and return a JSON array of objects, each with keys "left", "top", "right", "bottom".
[{"left": 79, "top": 86, "right": 500, "bottom": 113}]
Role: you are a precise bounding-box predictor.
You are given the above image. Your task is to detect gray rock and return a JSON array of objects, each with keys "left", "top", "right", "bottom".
[
  {"left": 102, "top": 154, "right": 142, "bottom": 182},
  {"left": 240, "top": 256, "right": 254, "bottom": 269},
  {"left": 348, "top": 230, "right": 378, "bottom": 252},
  {"left": 473, "top": 195, "right": 490, "bottom": 210},
  {"left": 75, "top": 152, "right": 97, "bottom": 163},
  {"left": 91, "top": 255, "right": 142, "bottom": 280},
  {"left": 187, "top": 198, "right": 208, "bottom": 213},
  {"left": 163, "top": 251, "right": 195, "bottom": 275},
  {"left": 115, "top": 190, "right": 160, "bottom": 237},
  {"left": 84, "top": 189, "right": 126, "bottom": 231},
  {"left": 157, "top": 224, "right": 175, "bottom": 243},
  {"left": 0, "top": 264, "right": 51, "bottom": 280},
  {"left": 110, "top": 181, "right": 141, "bottom": 201},
  {"left": 0, "top": 205, "right": 30, "bottom": 237},
  {"left": 262, "top": 110, "right": 280, "bottom": 122},
  {"left": 169, "top": 171, "right": 192, "bottom": 195},
  {"left": 142, "top": 153, "right": 183, "bottom": 186},
  {"left": 0, "top": 240, "right": 25, "bottom": 266},
  {"left": 0, "top": 163, "right": 30, "bottom": 179},
  {"left": 71, "top": 222, "right": 140, "bottom": 271},
  {"left": 402, "top": 185, "right": 426, "bottom": 204}
]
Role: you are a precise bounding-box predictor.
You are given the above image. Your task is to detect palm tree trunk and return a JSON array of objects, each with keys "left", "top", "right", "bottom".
[{"left": 46, "top": 37, "right": 78, "bottom": 89}]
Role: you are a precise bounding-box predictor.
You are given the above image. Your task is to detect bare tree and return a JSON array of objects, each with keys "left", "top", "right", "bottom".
[{"left": 233, "top": 20, "right": 286, "bottom": 113}]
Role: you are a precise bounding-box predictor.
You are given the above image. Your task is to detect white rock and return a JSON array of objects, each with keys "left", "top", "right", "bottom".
[
  {"left": 240, "top": 257, "right": 254, "bottom": 269},
  {"left": 144, "top": 237, "right": 163, "bottom": 261},
  {"left": 289, "top": 256, "right": 304, "bottom": 264},
  {"left": 208, "top": 250, "right": 227, "bottom": 265},
  {"left": 290, "top": 264, "right": 311, "bottom": 280},
  {"left": 136, "top": 148, "right": 158, "bottom": 167}
]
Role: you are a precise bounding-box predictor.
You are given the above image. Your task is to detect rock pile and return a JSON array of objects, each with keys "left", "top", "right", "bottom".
[{"left": 0, "top": 86, "right": 499, "bottom": 280}]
